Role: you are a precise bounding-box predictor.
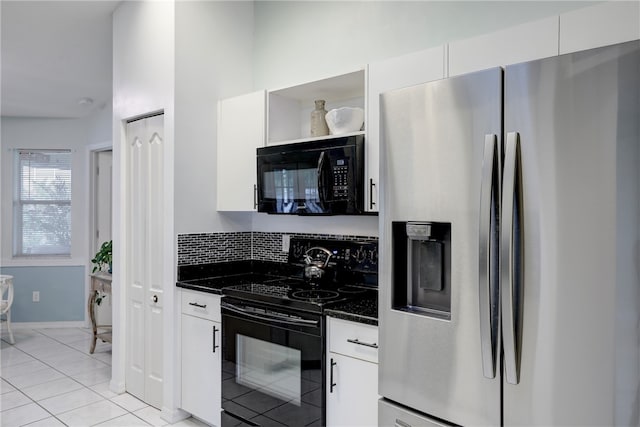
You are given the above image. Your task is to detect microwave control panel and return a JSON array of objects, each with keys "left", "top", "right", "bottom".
[{"left": 332, "top": 158, "right": 350, "bottom": 199}]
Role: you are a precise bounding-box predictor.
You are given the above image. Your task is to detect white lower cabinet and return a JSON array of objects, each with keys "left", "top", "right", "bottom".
[
  {"left": 181, "top": 290, "right": 221, "bottom": 426},
  {"left": 326, "top": 317, "right": 379, "bottom": 427}
]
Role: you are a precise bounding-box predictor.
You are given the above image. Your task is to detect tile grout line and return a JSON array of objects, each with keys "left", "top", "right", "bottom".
[
  {"left": 2, "top": 330, "right": 156, "bottom": 427},
  {"left": 1, "top": 329, "right": 115, "bottom": 426},
  {"left": 2, "top": 330, "right": 199, "bottom": 427}
]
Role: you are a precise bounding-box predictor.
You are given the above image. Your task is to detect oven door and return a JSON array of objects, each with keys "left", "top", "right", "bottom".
[{"left": 221, "top": 298, "right": 325, "bottom": 427}]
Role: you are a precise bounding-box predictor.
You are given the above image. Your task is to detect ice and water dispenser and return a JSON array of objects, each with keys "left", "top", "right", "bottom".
[{"left": 392, "top": 221, "right": 451, "bottom": 320}]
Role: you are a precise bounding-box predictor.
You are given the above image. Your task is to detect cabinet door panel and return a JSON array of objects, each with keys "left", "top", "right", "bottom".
[
  {"left": 559, "top": 2, "right": 640, "bottom": 54},
  {"left": 181, "top": 314, "right": 221, "bottom": 426},
  {"left": 449, "top": 16, "right": 559, "bottom": 76},
  {"left": 326, "top": 352, "right": 378, "bottom": 427},
  {"left": 217, "top": 90, "right": 265, "bottom": 211},
  {"left": 368, "top": 46, "right": 446, "bottom": 212}
]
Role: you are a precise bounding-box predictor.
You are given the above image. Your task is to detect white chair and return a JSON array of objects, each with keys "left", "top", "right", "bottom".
[{"left": 0, "top": 275, "right": 15, "bottom": 344}]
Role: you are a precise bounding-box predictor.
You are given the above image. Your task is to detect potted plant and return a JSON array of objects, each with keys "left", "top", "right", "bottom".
[{"left": 91, "top": 240, "right": 112, "bottom": 274}]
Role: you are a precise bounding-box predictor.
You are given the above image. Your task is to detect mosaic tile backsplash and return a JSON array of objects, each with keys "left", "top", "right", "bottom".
[
  {"left": 178, "top": 232, "right": 377, "bottom": 266},
  {"left": 177, "top": 232, "right": 251, "bottom": 265}
]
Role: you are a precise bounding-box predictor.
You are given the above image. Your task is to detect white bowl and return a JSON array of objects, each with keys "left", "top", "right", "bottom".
[{"left": 325, "top": 107, "right": 364, "bottom": 135}]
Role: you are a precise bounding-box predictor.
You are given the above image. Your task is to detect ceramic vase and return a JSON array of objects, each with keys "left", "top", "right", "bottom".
[{"left": 310, "top": 99, "right": 330, "bottom": 137}]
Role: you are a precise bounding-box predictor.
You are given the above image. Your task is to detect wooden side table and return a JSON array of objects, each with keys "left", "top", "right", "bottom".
[{"left": 89, "top": 272, "right": 112, "bottom": 354}]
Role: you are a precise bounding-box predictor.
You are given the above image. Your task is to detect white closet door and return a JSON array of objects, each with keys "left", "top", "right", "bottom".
[
  {"left": 144, "top": 114, "right": 164, "bottom": 408},
  {"left": 127, "top": 118, "right": 147, "bottom": 401},
  {"left": 125, "top": 115, "right": 164, "bottom": 409}
]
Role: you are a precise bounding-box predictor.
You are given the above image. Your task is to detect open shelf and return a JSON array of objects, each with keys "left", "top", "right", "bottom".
[{"left": 267, "top": 69, "right": 366, "bottom": 145}]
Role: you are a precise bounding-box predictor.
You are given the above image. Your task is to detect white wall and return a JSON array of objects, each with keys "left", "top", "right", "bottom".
[
  {"left": 111, "top": 0, "right": 176, "bottom": 414},
  {"left": 0, "top": 107, "right": 112, "bottom": 323},
  {"left": 87, "top": 101, "right": 114, "bottom": 145},
  {"left": 1, "top": 116, "right": 100, "bottom": 266},
  {"left": 174, "top": 1, "right": 254, "bottom": 235},
  {"left": 247, "top": 1, "right": 600, "bottom": 237},
  {"left": 252, "top": 1, "right": 599, "bottom": 90},
  {"left": 112, "top": 1, "right": 255, "bottom": 420}
]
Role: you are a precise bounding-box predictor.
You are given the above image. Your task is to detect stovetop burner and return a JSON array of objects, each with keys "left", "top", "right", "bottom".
[
  {"left": 222, "top": 277, "right": 353, "bottom": 313},
  {"left": 291, "top": 289, "right": 340, "bottom": 301}
]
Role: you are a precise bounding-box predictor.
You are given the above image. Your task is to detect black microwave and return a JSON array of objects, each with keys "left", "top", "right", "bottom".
[{"left": 256, "top": 135, "right": 365, "bottom": 215}]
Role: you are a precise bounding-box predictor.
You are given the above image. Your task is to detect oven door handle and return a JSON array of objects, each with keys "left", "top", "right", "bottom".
[{"left": 222, "top": 302, "right": 319, "bottom": 328}]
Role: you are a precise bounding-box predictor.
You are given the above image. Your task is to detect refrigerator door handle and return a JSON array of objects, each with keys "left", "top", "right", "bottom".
[
  {"left": 479, "top": 134, "right": 499, "bottom": 379},
  {"left": 501, "top": 131, "right": 524, "bottom": 385}
]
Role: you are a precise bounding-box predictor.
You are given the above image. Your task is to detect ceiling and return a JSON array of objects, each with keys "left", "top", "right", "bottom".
[{"left": 1, "top": 1, "right": 120, "bottom": 119}]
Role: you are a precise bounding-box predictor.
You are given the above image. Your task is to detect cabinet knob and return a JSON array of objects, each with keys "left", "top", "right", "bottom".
[{"left": 151, "top": 295, "right": 158, "bottom": 303}]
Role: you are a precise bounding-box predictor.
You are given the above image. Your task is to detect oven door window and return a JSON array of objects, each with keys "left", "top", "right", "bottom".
[
  {"left": 222, "top": 310, "right": 323, "bottom": 427},
  {"left": 236, "top": 335, "right": 301, "bottom": 405}
]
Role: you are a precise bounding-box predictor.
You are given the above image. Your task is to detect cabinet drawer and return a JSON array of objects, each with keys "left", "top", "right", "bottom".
[
  {"left": 181, "top": 290, "right": 221, "bottom": 322},
  {"left": 328, "top": 317, "right": 378, "bottom": 363}
]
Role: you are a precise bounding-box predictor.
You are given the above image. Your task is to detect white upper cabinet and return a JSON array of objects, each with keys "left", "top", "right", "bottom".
[
  {"left": 368, "top": 46, "right": 446, "bottom": 212},
  {"left": 559, "top": 1, "right": 640, "bottom": 54},
  {"left": 216, "top": 90, "right": 265, "bottom": 211},
  {"left": 448, "top": 16, "right": 559, "bottom": 77},
  {"left": 267, "top": 69, "right": 366, "bottom": 145}
]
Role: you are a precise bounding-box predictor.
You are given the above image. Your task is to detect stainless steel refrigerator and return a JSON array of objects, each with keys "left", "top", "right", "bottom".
[{"left": 378, "top": 40, "right": 639, "bottom": 426}]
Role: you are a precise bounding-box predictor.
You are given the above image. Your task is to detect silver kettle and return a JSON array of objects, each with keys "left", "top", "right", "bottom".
[{"left": 303, "top": 247, "right": 333, "bottom": 282}]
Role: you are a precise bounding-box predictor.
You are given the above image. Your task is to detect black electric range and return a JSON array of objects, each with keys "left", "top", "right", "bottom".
[
  {"left": 219, "top": 238, "right": 377, "bottom": 427},
  {"left": 211, "top": 237, "right": 377, "bottom": 311}
]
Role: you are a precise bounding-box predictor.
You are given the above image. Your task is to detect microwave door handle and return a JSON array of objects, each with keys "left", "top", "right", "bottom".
[{"left": 317, "top": 151, "right": 329, "bottom": 208}]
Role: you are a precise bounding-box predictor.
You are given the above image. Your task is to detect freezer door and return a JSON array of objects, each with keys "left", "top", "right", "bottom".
[
  {"left": 503, "top": 40, "right": 640, "bottom": 425},
  {"left": 379, "top": 68, "right": 502, "bottom": 425}
]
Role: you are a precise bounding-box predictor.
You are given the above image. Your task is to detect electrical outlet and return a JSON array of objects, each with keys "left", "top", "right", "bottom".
[
  {"left": 282, "top": 234, "right": 291, "bottom": 252},
  {"left": 32, "top": 291, "right": 40, "bottom": 302}
]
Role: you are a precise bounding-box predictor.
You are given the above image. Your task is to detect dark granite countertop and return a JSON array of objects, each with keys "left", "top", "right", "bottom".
[
  {"left": 176, "top": 260, "right": 298, "bottom": 295},
  {"left": 177, "top": 260, "right": 378, "bottom": 325},
  {"left": 325, "top": 291, "right": 378, "bottom": 326},
  {"left": 177, "top": 273, "right": 280, "bottom": 295}
]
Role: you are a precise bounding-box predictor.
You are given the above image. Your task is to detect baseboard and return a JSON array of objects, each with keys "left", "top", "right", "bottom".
[
  {"left": 161, "top": 406, "right": 190, "bottom": 424},
  {"left": 109, "top": 378, "right": 126, "bottom": 394},
  {"left": 10, "top": 321, "right": 87, "bottom": 329}
]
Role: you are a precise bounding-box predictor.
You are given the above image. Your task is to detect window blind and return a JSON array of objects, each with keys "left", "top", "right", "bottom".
[{"left": 14, "top": 149, "right": 72, "bottom": 256}]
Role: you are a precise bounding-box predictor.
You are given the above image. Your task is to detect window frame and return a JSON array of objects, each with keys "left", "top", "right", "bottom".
[{"left": 13, "top": 149, "right": 73, "bottom": 258}]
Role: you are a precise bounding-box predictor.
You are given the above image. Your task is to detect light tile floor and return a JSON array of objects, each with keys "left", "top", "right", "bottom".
[{"left": 1, "top": 328, "right": 208, "bottom": 427}]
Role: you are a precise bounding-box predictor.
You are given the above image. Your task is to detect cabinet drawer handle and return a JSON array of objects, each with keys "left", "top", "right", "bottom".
[
  {"left": 188, "top": 302, "right": 207, "bottom": 309},
  {"left": 347, "top": 338, "right": 378, "bottom": 349}
]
